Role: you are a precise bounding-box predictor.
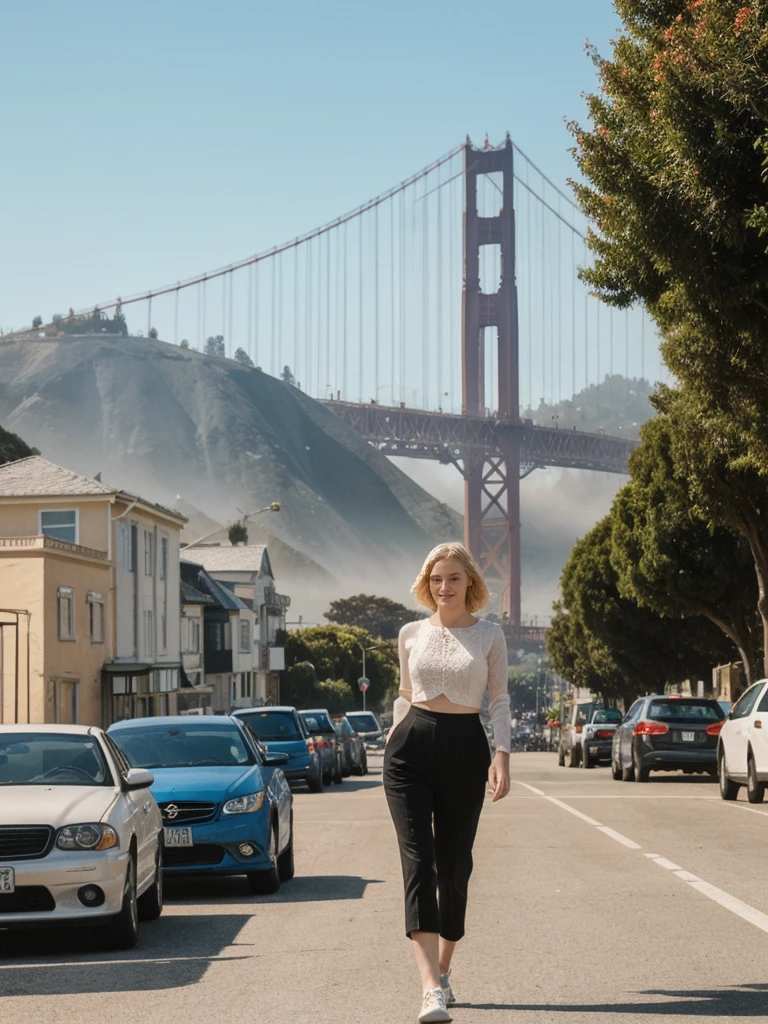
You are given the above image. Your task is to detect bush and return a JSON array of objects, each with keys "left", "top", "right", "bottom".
[{"left": 313, "top": 679, "right": 354, "bottom": 715}]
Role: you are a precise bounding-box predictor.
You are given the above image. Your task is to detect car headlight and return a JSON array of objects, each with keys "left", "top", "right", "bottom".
[
  {"left": 56, "top": 824, "right": 119, "bottom": 851},
  {"left": 222, "top": 792, "right": 265, "bottom": 814}
]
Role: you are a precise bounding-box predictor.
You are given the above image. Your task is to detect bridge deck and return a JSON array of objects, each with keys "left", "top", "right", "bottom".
[{"left": 321, "top": 400, "right": 637, "bottom": 475}]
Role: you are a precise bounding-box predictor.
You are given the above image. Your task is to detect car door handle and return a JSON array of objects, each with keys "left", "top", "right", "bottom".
[{"left": 756, "top": 721, "right": 763, "bottom": 729}]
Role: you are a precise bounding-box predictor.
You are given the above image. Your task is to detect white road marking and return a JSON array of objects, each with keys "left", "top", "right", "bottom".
[
  {"left": 596, "top": 826, "right": 641, "bottom": 849},
  {"left": 729, "top": 803, "right": 768, "bottom": 819},
  {"left": 518, "top": 779, "right": 768, "bottom": 938},
  {"left": 553, "top": 794, "right": 718, "bottom": 800}
]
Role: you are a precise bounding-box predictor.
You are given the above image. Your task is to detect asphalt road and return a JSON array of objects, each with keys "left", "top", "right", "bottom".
[{"left": 1, "top": 753, "right": 768, "bottom": 1023}]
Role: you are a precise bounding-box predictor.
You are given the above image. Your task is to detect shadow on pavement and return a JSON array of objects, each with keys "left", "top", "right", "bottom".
[
  {"left": 291, "top": 774, "right": 382, "bottom": 795},
  {"left": 166, "top": 873, "right": 383, "bottom": 904},
  {"left": 0, "top": 913, "right": 253, "bottom": 996},
  {"left": 459, "top": 984, "right": 768, "bottom": 1016}
]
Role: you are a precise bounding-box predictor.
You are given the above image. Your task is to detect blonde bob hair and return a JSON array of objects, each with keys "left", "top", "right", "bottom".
[{"left": 411, "top": 542, "right": 491, "bottom": 613}]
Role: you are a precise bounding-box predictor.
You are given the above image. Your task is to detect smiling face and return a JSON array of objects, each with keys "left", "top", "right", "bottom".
[{"left": 429, "top": 557, "right": 472, "bottom": 612}]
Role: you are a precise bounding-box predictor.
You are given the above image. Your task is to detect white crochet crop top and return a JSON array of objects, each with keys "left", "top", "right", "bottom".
[{"left": 393, "top": 617, "right": 511, "bottom": 753}]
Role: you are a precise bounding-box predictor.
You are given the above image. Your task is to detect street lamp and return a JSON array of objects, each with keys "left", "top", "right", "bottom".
[
  {"left": 180, "top": 502, "right": 280, "bottom": 550},
  {"left": 357, "top": 642, "right": 380, "bottom": 711}
]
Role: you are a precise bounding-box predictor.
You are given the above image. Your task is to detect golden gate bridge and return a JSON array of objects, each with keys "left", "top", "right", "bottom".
[{"left": 55, "top": 135, "right": 657, "bottom": 628}]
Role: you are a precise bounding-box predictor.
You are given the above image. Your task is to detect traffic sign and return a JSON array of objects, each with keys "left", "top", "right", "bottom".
[{"left": 358, "top": 677, "right": 370, "bottom": 692}]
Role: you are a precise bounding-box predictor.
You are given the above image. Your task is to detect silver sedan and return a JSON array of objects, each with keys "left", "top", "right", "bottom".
[{"left": 0, "top": 724, "right": 162, "bottom": 948}]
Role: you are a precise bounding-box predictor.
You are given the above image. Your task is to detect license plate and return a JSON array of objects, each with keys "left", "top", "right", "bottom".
[
  {"left": 0, "top": 868, "right": 15, "bottom": 893},
  {"left": 163, "top": 827, "right": 193, "bottom": 847},
  {"left": 682, "top": 731, "right": 695, "bottom": 743},
  {"left": 589, "top": 746, "right": 599, "bottom": 754}
]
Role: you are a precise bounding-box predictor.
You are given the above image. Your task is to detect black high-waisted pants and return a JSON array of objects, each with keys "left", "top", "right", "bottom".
[{"left": 383, "top": 705, "right": 491, "bottom": 941}]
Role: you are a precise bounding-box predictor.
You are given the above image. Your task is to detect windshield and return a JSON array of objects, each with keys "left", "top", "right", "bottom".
[
  {"left": 112, "top": 724, "right": 255, "bottom": 768},
  {"left": 240, "top": 711, "right": 302, "bottom": 742},
  {"left": 349, "top": 714, "right": 380, "bottom": 733},
  {"left": 648, "top": 700, "right": 724, "bottom": 723},
  {"left": 0, "top": 733, "right": 113, "bottom": 786},
  {"left": 301, "top": 712, "right": 335, "bottom": 734},
  {"left": 592, "top": 709, "right": 622, "bottom": 724}
]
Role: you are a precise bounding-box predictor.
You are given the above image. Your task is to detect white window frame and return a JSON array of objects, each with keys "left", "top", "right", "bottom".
[
  {"left": 40, "top": 508, "right": 79, "bottom": 545},
  {"left": 239, "top": 619, "right": 251, "bottom": 652},
  {"left": 87, "top": 591, "right": 104, "bottom": 644},
  {"left": 57, "top": 586, "right": 75, "bottom": 641},
  {"left": 190, "top": 618, "right": 200, "bottom": 653}
]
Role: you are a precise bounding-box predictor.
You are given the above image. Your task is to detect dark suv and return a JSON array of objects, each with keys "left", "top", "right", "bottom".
[{"left": 611, "top": 695, "right": 725, "bottom": 782}]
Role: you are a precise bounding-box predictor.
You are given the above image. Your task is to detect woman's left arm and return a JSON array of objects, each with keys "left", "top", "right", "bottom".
[{"left": 487, "top": 627, "right": 511, "bottom": 802}]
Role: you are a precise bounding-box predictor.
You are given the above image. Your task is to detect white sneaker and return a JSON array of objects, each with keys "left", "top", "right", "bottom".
[
  {"left": 440, "top": 970, "right": 456, "bottom": 1006},
  {"left": 419, "top": 987, "right": 452, "bottom": 1023}
]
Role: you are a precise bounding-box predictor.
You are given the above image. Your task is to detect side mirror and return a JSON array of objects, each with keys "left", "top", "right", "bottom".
[
  {"left": 263, "top": 751, "right": 289, "bottom": 767},
  {"left": 124, "top": 768, "right": 154, "bottom": 791},
  {"left": 728, "top": 711, "right": 735, "bottom": 720}
]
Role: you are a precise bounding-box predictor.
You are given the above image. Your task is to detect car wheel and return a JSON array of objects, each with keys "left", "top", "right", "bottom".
[
  {"left": 566, "top": 745, "right": 579, "bottom": 768},
  {"left": 632, "top": 746, "right": 650, "bottom": 783},
  {"left": 621, "top": 754, "right": 635, "bottom": 782},
  {"left": 307, "top": 765, "right": 324, "bottom": 793},
  {"left": 361, "top": 750, "right": 368, "bottom": 776},
  {"left": 333, "top": 755, "right": 343, "bottom": 785},
  {"left": 557, "top": 745, "right": 565, "bottom": 767},
  {"left": 137, "top": 847, "right": 163, "bottom": 921},
  {"left": 611, "top": 756, "right": 622, "bottom": 781},
  {"left": 582, "top": 747, "right": 593, "bottom": 769},
  {"left": 104, "top": 859, "right": 139, "bottom": 950},
  {"left": 718, "top": 748, "right": 739, "bottom": 801},
  {"left": 247, "top": 821, "right": 281, "bottom": 895},
  {"left": 747, "top": 754, "right": 766, "bottom": 804},
  {"left": 277, "top": 811, "right": 295, "bottom": 882}
]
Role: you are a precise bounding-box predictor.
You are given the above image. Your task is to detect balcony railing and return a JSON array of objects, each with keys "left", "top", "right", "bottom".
[
  {"left": 0, "top": 535, "right": 108, "bottom": 561},
  {"left": 263, "top": 586, "right": 291, "bottom": 610}
]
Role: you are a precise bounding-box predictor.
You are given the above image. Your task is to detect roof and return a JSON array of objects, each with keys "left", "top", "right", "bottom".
[
  {"left": 0, "top": 723, "right": 103, "bottom": 736},
  {"left": 0, "top": 456, "right": 115, "bottom": 497},
  {"left": 180, "top": 559, "right": 248, "bottom": 611},
  {"left": 109, "top": 715, "right": 242, "bottom": 731},
  {"left": 232, "top": 706, "right": 298, "bottom": 715},
  {"left": 180, "top": 579, "right": 215, "bottom": 605},
  {"left": 0, "top": 456, "right": 186, "bottom": 524},
  {"left": 181, "top": 544, "right": 272, "bottom": 578}
]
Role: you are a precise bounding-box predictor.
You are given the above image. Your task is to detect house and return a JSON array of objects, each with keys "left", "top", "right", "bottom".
[
  {"left": 178, "top": 565, "right": 215, "bottom": 714},
  {"left": 180, "top": 560, "right": 257, "bottom": 713},
  {"left": 0, "top": 456, "right": 186, "bottom": 725},
  {"left": 179, "top": 544, "right": 289, "bottom": 705}
]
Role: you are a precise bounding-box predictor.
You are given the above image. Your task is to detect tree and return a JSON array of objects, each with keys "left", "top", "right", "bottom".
[
  {"left": 180, "top": 338, "right": 190, "bottom": 349},
  {"left": 0, "top": 425, "right": 37, "bottom": 465},
  {"left": 148, "top": 327, "right": 158, "bottom": 339},
  {"left": 611, "top": 413, "right": 761, "bottom": 681},
  {"left": 570, "top": 1, "right": 768, "bottom": 463},
  {"left": 281, "top": 365, "right": 296, "bottom": 385},
  {"left": 32, "top": 316, "right": 42, "bottom": 329},
  {"left": 228, "top": 522, "right": 248, "bottom": 545},
  {"left": 549, "top": 517, "right": 734, "bottom": 704},
  {"left": 283, "top": 624, "right": 398, "bottom": 712},
  {"left": 324, "top": 594, "right": 424, "bottom": 640},
  {"left": 204, "top": 335, "right": 225, "bottom": 357},
  {"left": 234, "top": 348, "right": 254, "bottom": 367}
]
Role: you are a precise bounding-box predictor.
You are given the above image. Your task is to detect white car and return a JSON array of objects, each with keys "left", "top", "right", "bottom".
[
  {"left": 718, "top": 680, "right": 768, "bottom": 803},
  {"left": 0, "top": 724, "right": 162, "bottom": 948}
]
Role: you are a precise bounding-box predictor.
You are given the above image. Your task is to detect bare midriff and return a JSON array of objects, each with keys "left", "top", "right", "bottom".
[{"left": 412, "top": 694, "right": 478, "bottom": 715}]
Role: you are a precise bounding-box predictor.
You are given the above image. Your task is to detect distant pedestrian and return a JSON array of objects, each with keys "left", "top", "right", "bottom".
[{"left": 383, "top": 542, "right": 511, "bottom": 1022}]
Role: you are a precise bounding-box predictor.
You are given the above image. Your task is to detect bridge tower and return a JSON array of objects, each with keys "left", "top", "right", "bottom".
[{"left": 462, "top": 135, "right": 521, "bottom": 623}]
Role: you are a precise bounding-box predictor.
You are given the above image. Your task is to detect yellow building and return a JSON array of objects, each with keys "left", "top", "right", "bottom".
[{"left": 0, "top": 457, "right": 185, "bottom": 726}]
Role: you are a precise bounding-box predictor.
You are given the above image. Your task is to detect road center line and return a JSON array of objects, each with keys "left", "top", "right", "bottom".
[{"left": 517, "top": 780, "right": 768, "bottom": 938}]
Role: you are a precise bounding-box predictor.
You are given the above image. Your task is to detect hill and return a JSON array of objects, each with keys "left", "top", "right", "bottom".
[{"left": 0, "top": 334, "right": 461, "bottom": 613}]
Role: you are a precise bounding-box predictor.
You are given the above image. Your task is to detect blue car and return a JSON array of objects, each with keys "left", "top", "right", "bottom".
[
  {"left": 232, "top": 707, "right": 324, "bottom": 792},
  {"left": 108, "top": 716, "right": 294, "bottom": 894}
]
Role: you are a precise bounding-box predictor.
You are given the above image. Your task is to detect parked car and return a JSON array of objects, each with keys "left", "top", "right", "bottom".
[
  {"left": 109, "top": 716, "right": 294, "bottom": 894},
  {"left": 299, "top": 710, "right": 342, "bottom": 785},
  {"left": 232, "top": 707, "right": 324, "bottom": 792},
  {"left": 611, "top": 696, "right": 724, "bottom": 782},
  {"left": 346, "top": 711, "right": 385, "bottom": 749},
  {"left": 333, "top": 716, "right": 368, "bottom": 776},
  {"left": 0, "top": 724, "right": 162, "bottom": 948},
  {"left": 558, "top": 701, "right": 621, "bottom": 768},
  {"left": 718, "top": 679, "right": 768, "bottom": 803}
]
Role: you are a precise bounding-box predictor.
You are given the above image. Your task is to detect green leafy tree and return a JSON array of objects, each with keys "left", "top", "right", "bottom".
[
  {"left": 204, "top": 335, "right": 226, "bottom": 358},
  {"left": 611, "top": 413, "right": 761, "bottom": 680},
  {"left": 324, "top": 594, "right": 424, "bottom": 640},
  {"left": 32, "top": 316, "right": 42, "bottom": 329},
  {"left": 281, "top": 365, "right": 296, "bottom": 385},
  {"left": 570, "top": 1, "right": 768, "bottom": 460},
  {"left": 148, "top": 327, "right": 158, "bottom": 339},
  {"left": 0, "top": 425, "right": 37, "bottom": 465},
  {"left": 234, "top": 348, "right": 254, "bottom": 367},
  {"left": 228, "top": 522, "right": 248, "bottom": 545},
  {"left": 180, "top": 338, "right": 190, "bottom": 349},
  {"left": 283, "top": 624, "right": 397, "bottom": 712}
]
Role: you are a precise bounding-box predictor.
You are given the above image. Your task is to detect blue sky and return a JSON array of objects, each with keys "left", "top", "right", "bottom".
[{"left": 0, "top": 0, "right": 623, "bottom": 337}]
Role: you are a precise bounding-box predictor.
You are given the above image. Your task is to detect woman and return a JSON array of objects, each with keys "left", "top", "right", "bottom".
[{"left": 383, "top": 542, "right": 511, "bottom": 1023}]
